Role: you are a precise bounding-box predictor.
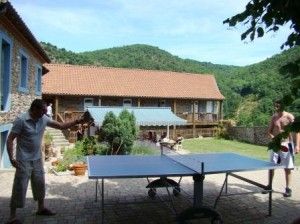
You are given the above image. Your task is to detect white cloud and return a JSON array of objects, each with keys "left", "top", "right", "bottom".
[
  {"left": 10, "top": 0, "right": 291, "bottom": 65},
  {"left": 14, "top": 3, "right": 100, "bottom": 35}
]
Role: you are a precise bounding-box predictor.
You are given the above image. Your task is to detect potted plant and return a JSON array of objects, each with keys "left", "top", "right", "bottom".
[
  {"left": 71, "top": 156, "right": 87, "bottom": 176},
  {"left": 52, "top": 143, "right": 87, "bottom": 176}
]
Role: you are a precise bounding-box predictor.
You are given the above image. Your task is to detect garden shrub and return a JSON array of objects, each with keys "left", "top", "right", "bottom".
[
  {"left": 54, "top": 142, "right": 85, "bottom": 172},
  {"left": 99, "top": 110, "right": 138, "bottom": 154}
]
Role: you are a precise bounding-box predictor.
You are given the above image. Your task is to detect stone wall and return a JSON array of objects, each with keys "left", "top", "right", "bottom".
[
  {"left": 0, "top": 24, "right": 42, "bottom": 125},
  {"left": 227, "top": 126, "right": 269, "bottom": 146}
]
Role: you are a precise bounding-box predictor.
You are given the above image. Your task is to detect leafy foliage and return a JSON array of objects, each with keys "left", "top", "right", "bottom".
[
  {"left": 130, "top": 142, "right": 160, "bottom": 155},
  {"left": 82, "top": 136, "right": 97, "bottom": 155},
  {"left": 99, "top": 110, "right": 138, "bottom": 154},
  {"left": 224, "top": 0, "right": 300, "bottom": 151},
  {"left": 41, "top": 42, "right": 93, "bottom": 65},
  {"left": 223, "top": 0, "right": 300, "bottom": 49},
  {"left": 54, "top": 142, "right": 85, "bottom": 172}
]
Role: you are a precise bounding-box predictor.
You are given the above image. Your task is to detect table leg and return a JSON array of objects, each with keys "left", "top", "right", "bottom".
[
  {"left": 193, "top": 174, "right": 205, "bottom": 208},
  {"left": 178, "top": 174, "right": 223, "bottom": 223},
  {"left": 95, "top": 179, "right": 98, "bottom": 202},
  {"left": 268, "top": 170, "right": 273, "bottom": 216},
  {"left": 213, "top": 173, "right": 228, "bottom": 208},
  {"left": 101, "top": 178, "right": 104, "bottom": 223}
]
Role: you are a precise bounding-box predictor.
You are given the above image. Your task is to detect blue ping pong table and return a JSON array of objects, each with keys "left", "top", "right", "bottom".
[{"left": 87, "top": 152, "right": 281, "bottom": 223}]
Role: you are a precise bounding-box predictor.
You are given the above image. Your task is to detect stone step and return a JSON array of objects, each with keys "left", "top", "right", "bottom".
[
  {"left": 46, "top": 129, "right": 64, "bottom": 135},
  {"left": 45, "top": 127, "right": 70, "bottom": 148},
  {"left": 49, "top": 134, "right": 66, "bottom": 139},
  {"left": 52, "top": 140, "right": 70, "bottom": 148},
  {"left": 53, "top": 142, "right": 70, "bottom": 148},
  {"left": 52, "top": 138, "right": 69, "bottom": 143}
]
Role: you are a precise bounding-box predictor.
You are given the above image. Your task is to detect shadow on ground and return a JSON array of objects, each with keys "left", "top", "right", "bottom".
[{"left": 1, "top": 172, "right": 300, "bottom": 224}]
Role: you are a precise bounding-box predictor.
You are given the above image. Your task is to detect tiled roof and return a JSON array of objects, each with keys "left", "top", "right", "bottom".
[
  {"left": 0, "top": 1, "right": 50, "bottom": 63},
  {"left": 43, "top": 64, "right": 225, "bottom": 100}
]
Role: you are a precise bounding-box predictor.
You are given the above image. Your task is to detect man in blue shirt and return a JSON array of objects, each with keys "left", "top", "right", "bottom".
[{"left": 6, "top": 99, "right": 90, "bottom": 224}]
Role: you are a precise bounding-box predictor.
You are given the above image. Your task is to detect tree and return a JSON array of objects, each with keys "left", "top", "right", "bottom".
[
  {"left": 224, "top": 0, "right": 300, "bottom": 151},
  {"left": 223, "top": 0, "right": 300, "bottom": 49},
  {"left": 99, "top": 110, "right": 138, "bottom": 155}
]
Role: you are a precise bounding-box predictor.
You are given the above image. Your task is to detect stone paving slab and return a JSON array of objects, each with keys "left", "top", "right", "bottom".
[{"left": 0, "top": 167, "right": 299, "bottom": 224}]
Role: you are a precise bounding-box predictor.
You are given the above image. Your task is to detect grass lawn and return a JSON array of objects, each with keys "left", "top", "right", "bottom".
[
  {"left": 131, "top": 141, "right": 160, "bottom": 155},
  {"left": 182, "top": 138, "right": 300, "bottom": 167}
]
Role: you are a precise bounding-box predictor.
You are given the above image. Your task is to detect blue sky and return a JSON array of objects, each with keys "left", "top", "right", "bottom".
[{"left": 11, "top": 0, "right": 291, "bottom": 66}]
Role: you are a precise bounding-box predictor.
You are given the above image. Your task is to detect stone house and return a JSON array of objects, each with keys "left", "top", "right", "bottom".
[
  {"left": 42, "top": 64, "right": 225, "bottom": 140},
  {"left": 0, "top": 1, "right": 50, "bottom": 168}
]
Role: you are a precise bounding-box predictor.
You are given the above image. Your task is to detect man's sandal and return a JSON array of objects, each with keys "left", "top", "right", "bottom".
[{"left": 36, "top": 208, "right": 56, "bottom": 216}]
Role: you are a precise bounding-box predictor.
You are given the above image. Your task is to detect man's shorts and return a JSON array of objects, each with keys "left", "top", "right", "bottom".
[
  {"left": 10, "top": 159, "right": 45, "bottom": 208},
  {"left": 270, "top": 142, "right": 294, "bottom": 169}
]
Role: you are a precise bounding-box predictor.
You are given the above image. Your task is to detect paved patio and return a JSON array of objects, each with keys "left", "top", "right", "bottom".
[{"left": 0, "top": 165, "right": 299, "bottom": 224}]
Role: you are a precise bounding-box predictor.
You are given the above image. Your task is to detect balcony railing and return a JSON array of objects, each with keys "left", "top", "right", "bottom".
[{"left": 177, "top": 112, "right": 219, "bottom": 124}]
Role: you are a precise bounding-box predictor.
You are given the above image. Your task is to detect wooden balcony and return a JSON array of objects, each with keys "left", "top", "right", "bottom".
[{"left": 177, "top": 112, "right": 219, "bottom": 125}]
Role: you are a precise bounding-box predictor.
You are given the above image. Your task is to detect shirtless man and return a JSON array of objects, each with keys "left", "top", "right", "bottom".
[{"left": 267, "top": 100, "right": 295, "bottom": 197}]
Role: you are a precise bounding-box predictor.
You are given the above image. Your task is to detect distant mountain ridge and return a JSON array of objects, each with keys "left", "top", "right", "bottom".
[
  {"left": 41, "top": 42, "right": 239, "bottom": 73},
  {"left": 40, "top": 42, "right": 300, "bottom": 126}
]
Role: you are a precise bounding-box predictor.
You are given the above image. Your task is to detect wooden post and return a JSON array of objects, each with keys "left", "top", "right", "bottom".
[
  {"left": 54, "top": 96, "right": 59, "bottom": 121},
  {"left": 167, "top": 125, "right": 170, "bottom": 139},
  {"left": 173, "top": 99, "right": 177, "bottom": 113},
  {"left": 98, "top": 97, "right": 101, "bottom": 106},
  {"left": 173, "top": 99, "right": 177, "bottom": 139},
  {"left": 192, "top": 101, "right": 195, "bottom": 138},
  {"left": 220, "top": 100, "right": 223, "bottom": 120}
]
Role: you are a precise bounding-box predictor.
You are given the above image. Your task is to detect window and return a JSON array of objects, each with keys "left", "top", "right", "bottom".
[
  {"left": 206, "top": 101, "right": 213, "bottom": 113},
  {"left": 123, "top": 99, "right": 132, "bottom": 107},
  {"left": 198, "top": 101, "right": 206, "bottom": 113},
  {"left": 84, "top": 98, "right": 94, "bottom": 110},
  {"left": 205, "top": 101, "right": 218, "bottom": 113},
  {"left": 213, "top": 101, "right": 218, "bottom": 114},
  {"left": 158, "top": 99, "right": 166, "bottom": 107},
  {"left": 18, "top": 49, "right": 29, "bottom": 93},
  {"left": 0, "top": 30, "right": 12, "bottom": 112},
  {"left": 35, "top": 65, "right": 42, "bottom": 95}
]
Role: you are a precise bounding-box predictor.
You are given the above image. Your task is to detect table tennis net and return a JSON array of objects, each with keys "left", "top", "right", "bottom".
[{"left": 162, "top": 147, "right": 204, "bottom": 174}]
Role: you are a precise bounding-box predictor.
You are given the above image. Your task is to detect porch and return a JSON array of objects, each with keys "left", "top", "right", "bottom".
[
  {"left": 58, "top": 111, "right": 219, "bottom": 125},
  {"left": 54, "top": 109, "right": 219, "bottom": 143}
]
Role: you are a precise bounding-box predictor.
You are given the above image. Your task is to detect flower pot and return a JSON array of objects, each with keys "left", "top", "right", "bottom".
[
  {"left": 51, "top": 160, "right": 59, "bottom": 166},
  {"left": 72, "top": 163, "right": 87, "bottom": 176}
]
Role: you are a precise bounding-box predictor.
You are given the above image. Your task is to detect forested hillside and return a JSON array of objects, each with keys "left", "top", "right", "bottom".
[{"left": 41, "top": 42, "right": 300, "bottom": 126}]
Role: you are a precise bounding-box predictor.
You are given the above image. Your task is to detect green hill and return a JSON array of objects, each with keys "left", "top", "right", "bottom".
[{"left": 41, "top": 42, "right": 300, "bottom": 126}]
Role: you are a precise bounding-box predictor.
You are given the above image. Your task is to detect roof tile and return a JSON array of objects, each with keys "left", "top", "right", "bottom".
[{"left": 43, "top": 64, "right": 225, "bottom": 100}]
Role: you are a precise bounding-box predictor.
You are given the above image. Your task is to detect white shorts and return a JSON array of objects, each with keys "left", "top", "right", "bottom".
[{"left": 270, "top": 142, "right": 294, "bottom": 169}]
